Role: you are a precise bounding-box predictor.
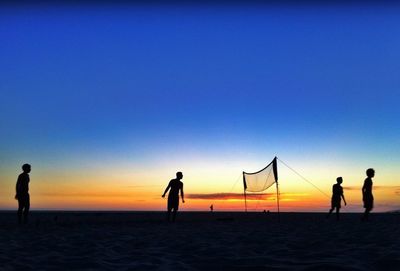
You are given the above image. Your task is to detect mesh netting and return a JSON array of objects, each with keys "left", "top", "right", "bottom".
[{"left": 243, "top": 158, "right": 278, "bottom": 192}]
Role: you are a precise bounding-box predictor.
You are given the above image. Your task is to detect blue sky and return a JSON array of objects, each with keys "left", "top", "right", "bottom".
[{"left": 0, "top": 2, "right": 399, "bottom": 210}]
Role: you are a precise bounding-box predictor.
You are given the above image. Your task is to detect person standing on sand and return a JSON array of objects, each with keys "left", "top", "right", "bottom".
[
  {"left": 15, "top": 164, "right": 31, "bottom": 225},
  {"left": 362, "top": 168, "right": 375, "bottom": 221},
  {"left": 162, "top": 172, "right": 185, "bottom": 222},
  {"left": 326, "top": 177, "right": 347, "bottom": 220}
]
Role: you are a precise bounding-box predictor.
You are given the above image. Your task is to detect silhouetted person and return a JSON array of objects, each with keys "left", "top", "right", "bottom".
[
  {"left": 162, "top": 172, "right": 184, "bottom": 222},
  {"left": 327, "top": 177, "right": 347, "bottom": 220},
  {"left": 15, "top": 164, "right": 31, "bottom": 225},
  {"left": 362, "top": 168, "right": 375, "bottom": 221},
  {"left": 210, "top": 204, "right": 214, "bottom": 212}
]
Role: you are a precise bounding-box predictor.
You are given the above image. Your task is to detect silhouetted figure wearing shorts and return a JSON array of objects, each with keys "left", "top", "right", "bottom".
[
  {"left": 15, "top": 164, "right": 31, "bottom": 225},
  {"left": 162, "top": 172, "right": 184, "bottom": 222},
  {"left": 327, "top": 177, "right": 347, "bottom": 220},
  {"left": 362, "top": 168, "right": 375, "bottom": 221}
]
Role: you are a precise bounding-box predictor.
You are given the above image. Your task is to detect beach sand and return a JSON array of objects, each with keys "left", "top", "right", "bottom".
[{"left": 0, "top": 211, "right": 399, "bottom": 270}]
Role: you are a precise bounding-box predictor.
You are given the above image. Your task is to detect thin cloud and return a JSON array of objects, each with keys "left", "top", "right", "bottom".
[
  {"left": 374, "top": 186, "right": 400, "bottom": 190},
  {"left": 344, "top": 185, "right": 400, "bottom": 191},
  {"left": 37, "top": 191, "right": 134, "bottom": 198},
  {"left": 126, "top": 185, "right": 161, "bottom": 188},
  {"left": 187, "top": 193, "right": 275, "bottom": 200},
  {"left": 343, "top": 186, "right": 359, "bottom": 191}
]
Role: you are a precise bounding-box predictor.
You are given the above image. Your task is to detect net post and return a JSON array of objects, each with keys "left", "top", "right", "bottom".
[
  {"left": 244, "top": 189, "right": 247, "bottom": 213},
  {"left": 276, "top": 181, "right": 280, "bottom": 222},
  {"left": 243, "top": 173, "right": 247, "bottom": 212}
]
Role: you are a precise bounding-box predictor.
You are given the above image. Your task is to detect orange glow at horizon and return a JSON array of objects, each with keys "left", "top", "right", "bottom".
[
  {"left": 1, "top": 186, "right": 398, "bottom": 212},
  {"left": 1, "top": 159, "right": 399, "bottom": 212}
]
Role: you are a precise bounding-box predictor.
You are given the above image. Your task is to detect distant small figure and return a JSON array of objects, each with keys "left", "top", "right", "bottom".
[
  {"left": 15, "top": 164, "right": 31, "bottom": 225},
  {"left": 362, "top": 168, "right": 375, "bottom": 221},
  {"left": 327, "top": 177, "right": 347, "bottom": 221},
  {"left": 210, "top": 204, "right": 214, "bottom": 212},
  {"left": 162, "top": 172, "right": 185, "bottom": 222}
]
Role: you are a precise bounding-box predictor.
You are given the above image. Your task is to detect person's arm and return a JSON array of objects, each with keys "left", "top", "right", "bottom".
[
  {"left": 162, "top": 182, "right": 171, "bottom": 198},
  {"left": 181, "top": 184, "right": 185, "bottom": 203},
  {"left": 15, "top": 176, "right": 21, "bottom": 199},
  {"left": 341, "top": 187, "right": 346, "bottom": 205},
  {"left": 362, "top": 181, "right": 366, "bottom": 197}
]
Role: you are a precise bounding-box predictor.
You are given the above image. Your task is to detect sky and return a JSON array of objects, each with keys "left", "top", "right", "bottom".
[{"left": 0, "top": 1, "right": 399, "bottom": 212}]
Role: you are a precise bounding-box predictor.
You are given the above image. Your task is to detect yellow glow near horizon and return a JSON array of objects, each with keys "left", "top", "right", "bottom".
[{"left": 0, "top": 158, "right": 399, "bottom": 212}]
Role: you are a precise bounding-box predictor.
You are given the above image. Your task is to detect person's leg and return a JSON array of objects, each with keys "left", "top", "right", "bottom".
[
  {"left": 23, "top": 195, "right": 30, "bottom": 224},
  {"left": 171, "top": 197, "right": 179, "bottom": 222},
  {"left": 172, "top": 208, "right": 177, "bottom": 222},
  {"left": 362, "top": 207, "right": 370, "bottom": 221},
  {"left": 327, "top": 207, "right": 334, "bottom": 218},
  {"left": 167, "top": 208, "right": 172, "bottom": 222},
  {"left": 17, "top": 199, "right": 23, "bottom": 225},
  {"left": 336, "top": 207, "right": 340, "bottom": 221},
  {"left": 366, "top": 207, "right": 372, "bottom": 221}
]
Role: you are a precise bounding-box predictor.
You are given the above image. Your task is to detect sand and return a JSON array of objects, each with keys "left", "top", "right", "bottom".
[{"left": 0, "top": 211, "right": 399, "bottom": 270}]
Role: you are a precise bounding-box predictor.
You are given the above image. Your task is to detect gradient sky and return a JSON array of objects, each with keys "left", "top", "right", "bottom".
[{"left": 1, "top": 1, "right": 399, "bottom": 211}]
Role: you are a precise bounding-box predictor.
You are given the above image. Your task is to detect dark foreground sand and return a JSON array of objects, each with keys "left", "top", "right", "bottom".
[{"left": 0, "top": 211, "right": 399, "bottom": 270}]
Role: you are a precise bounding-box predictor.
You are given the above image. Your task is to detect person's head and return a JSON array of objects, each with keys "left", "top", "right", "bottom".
[
  {"left": 366, "top": 168, "right": 375, "bottom": 178},
  {"left": 336, "top": 177, "right": 343, "bottom": 184},
  {"left": 22, "top": 163, "right": 31, "bottom": 173},
  {"left": 176, "top": 171, "right": 183, "bottom": 179}
]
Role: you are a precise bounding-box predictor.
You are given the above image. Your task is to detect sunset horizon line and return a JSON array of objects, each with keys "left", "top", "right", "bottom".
[{"left": 0, "top": 208, "right": 399, "bottom": 213}]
